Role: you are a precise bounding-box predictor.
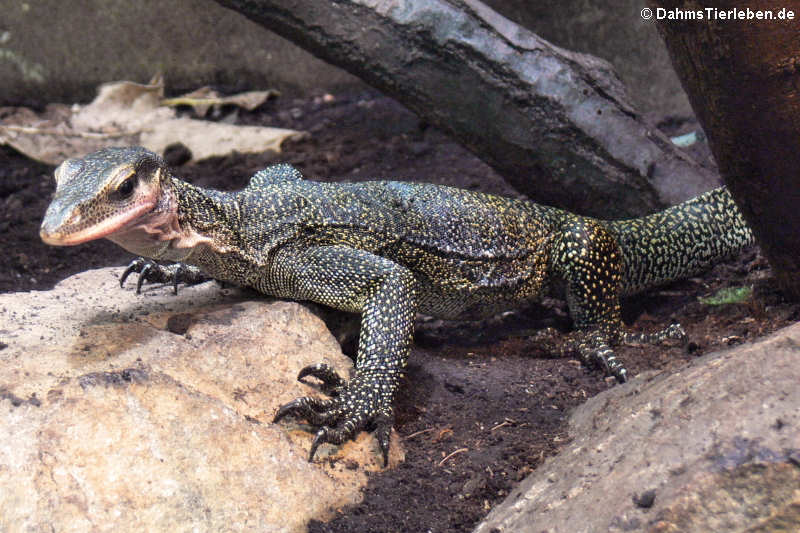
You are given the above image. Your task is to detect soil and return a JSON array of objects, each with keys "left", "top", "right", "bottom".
[{"left": 2, "top": 91, "right": 798, "bottom": 533}]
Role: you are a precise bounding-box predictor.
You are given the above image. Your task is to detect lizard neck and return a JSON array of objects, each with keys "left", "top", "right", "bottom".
[
  {"left": 168, "top": 178, "right": 242, "bottom": 260},
  {"left": 106, "top": 176, "right": 240, "bottom": 262}
]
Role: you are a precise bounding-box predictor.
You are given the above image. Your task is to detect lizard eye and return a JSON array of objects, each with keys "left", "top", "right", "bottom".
[{"left": 116, "top": 175, "right": 136, "bottom": 198}]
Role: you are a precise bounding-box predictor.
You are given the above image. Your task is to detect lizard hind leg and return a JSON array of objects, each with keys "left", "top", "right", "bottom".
[{"left": 552, "top": 216, "right": 631, "bottom": 382}]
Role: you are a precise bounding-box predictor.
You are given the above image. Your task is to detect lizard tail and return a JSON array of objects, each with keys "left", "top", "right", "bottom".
[{"left": 602, "top": 187, "right": 754, "bottom": 296}]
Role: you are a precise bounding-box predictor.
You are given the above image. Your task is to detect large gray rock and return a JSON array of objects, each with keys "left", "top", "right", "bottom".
[
  {"left": 0, "top": 268, "right": 401, "bottom": 532},
  {"left": 476, "top": 322, "right": 800, "bottom": 533}
]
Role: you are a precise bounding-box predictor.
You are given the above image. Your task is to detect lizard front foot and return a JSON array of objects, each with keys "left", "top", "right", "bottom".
[
  {"left": 274, "top": 365, "right": 396, "bottom": 466},
  {"left": 120, "top": 257, "right": 209, "bottom": 294}
]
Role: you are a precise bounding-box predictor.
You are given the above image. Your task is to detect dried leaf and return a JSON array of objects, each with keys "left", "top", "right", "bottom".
[
  {"left": 162, "top": 87, "right": 280, "bottom": 116},
  {"left": 142, "top": 118, "right": 305, "bottom": 162},
  {"left": 0, "top": 79, "right": 302, "bottom": 165}
]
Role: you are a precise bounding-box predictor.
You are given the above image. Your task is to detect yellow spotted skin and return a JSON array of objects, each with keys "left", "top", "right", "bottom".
[{"left": 42, "top": 148, "right": 755, "bottom": 464}]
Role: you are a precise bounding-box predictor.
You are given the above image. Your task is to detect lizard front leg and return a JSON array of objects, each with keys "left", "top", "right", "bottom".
[{"left": 269, "top": 245, "right": 415, "bottom": 466}]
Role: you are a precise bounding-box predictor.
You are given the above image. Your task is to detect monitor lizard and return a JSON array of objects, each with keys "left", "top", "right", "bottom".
[{"left": 40, "top": 146, "right": 754, "bottom": 465}]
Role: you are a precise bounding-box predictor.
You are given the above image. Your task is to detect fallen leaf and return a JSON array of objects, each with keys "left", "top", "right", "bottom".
[
  {"left": 0, "top": 78, "right": 303, "bottom": 165},
  {"left": 161, "top": 86, "right": 280, "bottom": 116},
  {"left": 143, "top": 118, "right": 303, "bottom": 162}
]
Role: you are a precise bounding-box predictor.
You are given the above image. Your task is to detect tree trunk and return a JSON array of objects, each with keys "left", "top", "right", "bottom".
[
  {"left": 213, "top": 0, "right": 719, "bottom": 218},
  {"left": 649, "top": 0, "right": 800, "bottom": 298}
]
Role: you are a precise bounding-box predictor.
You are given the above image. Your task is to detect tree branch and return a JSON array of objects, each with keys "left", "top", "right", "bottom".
[{"left": 214, "top": 0, "right": 719, "bottom": 217}]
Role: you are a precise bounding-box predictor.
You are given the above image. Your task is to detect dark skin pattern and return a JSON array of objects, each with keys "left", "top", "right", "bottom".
[{"left": 41, "top": 147, "right": 754, "bottom": 465}]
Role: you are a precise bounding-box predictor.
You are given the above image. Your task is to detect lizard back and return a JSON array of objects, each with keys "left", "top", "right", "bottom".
[{"left": 233, "top": 179, "right": 561, "bottom": 319}]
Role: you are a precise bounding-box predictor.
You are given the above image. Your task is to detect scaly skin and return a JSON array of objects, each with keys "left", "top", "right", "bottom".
[{"left": 40, "top": 147, "right": 754, "bottom": 465}]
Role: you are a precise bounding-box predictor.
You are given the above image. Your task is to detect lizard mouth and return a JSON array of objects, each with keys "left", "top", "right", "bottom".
[{"left": 40, "top": 203, "right": 155, "bottom": 246}]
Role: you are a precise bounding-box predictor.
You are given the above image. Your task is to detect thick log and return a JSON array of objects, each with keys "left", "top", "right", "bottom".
[
  {"left": 213, "top": 0, "right": 719, "bottom": 217},
  {"left": 650, "top": 0, "right": 800, "bottom": 298}
]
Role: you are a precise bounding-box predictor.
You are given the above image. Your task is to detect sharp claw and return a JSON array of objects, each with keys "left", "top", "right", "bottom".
[
  {"left": 603, "top": 350, "right": 628, "bottom": 383},
  {"left": 136, "top": 263, "right": 152, "bottom": 294},
  {"left": 375, "top": 415, "right": 392, "bottom": 467},
  {"left": 308, "top": 427, "right": 329, "bottom": 462},
  {"left": 173, "top": 265, "right": 182, "bottom": 295},
  {"left": 273, "top": 398, "right": 304, "bottom": 423},
  {"left": 120, "top": 261, "right": 138, "bottom": 288},
  {"left": 272, "top": 408, "right": 289, "bottom": 424},
  {"left": 297, "top": 363, "right": 347, "bottom": 392},
  {"left": 674, "top": 324, "right": 689, "bottom": 345},
  {"left": 379, "top": 439, "right": 390, "bottom": 468},
  {"left": 297, "top": 364, "right": 321, "bottom": 382}
]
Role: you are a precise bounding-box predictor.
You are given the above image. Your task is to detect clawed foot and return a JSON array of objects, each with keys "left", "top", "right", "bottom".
[
  {"left": 564, "top": 322, "right": 689, "bottom": 384},
  {"left": 592, "top": 341, "right": 628, "bottom": 383},
  {"left": 563, "top": 333, "right": 629, "bottom": 383},
  {"left": 622, "top": 323, "right": 687, "bottom": 346},
  {"left": 120, "top": 257, "right": 208, "bottom": 295},
  {"left": 274, "top": 364, "right": 396, "bottom": 466}
]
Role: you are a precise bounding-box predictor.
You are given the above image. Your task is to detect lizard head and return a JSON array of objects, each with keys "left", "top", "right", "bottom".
[{"left": 40, "top": 147, "right": 174, "bottom": 247}]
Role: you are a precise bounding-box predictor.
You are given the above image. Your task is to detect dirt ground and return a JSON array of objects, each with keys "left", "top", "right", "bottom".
[{"left": 2, "top": 91, "right": 799, "bottom": 533}]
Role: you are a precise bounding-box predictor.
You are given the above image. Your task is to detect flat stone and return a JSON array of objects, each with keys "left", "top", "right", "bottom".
[{"left": 0, "top": 267, "right": 402, "bottom": 532}]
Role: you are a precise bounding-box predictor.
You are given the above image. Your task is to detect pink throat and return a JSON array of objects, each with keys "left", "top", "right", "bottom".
[{"left": 107, "top": 192, "right": 183, "bottom": 256}]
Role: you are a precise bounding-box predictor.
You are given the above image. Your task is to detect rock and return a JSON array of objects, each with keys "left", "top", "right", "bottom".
[
  {"left": 0, "top": 268, "right": 402, "bottom": 532},
  {"left": 475, "top": 323, "right": 800, "bottom": 533}
]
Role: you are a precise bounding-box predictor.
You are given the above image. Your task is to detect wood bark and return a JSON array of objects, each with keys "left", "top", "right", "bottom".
[
  {"left": 650, "top": 0, "right": 800, "bottom": 298},
  {"left": 213, "top": 0, "right": 719, "bottom": 217}
]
